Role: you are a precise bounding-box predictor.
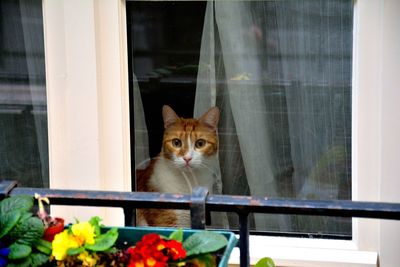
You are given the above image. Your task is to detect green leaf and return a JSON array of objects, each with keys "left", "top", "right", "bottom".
[
  {"left": 8, "top": 251, "right": 49, "bottom": 267},
  {"left": 89, "top": 216, "right": 102, "bottom": 226},
  {"left": 34, "top": 239, "right": 52, "bottom": 255},
  {"left": 19, "top": 212, "right": 33, "bottom": 222},
  {"left": 7, "top": 258, "right": 31, "bottom": 267},
  {"left": 8, "top": 243, "right": 32, "bottom": 260},
  {"left": 89, "top": 216, "right": 102, "bottom": 236},
  {"left": 8, "top": 216, "right": 44, "bottom": 245},
  {"left": 0, "top": 195, "right": 33, "bottom": 214},
  {"left": 29, "top": 252, "right": 51, "bottom": 267},
  {"left": 169, "top": 228, "right": 183, "bottom": 242},
  {"left": 183, "top": 231, "right": 228, "bottom": 257},
  {"left": 67, "top": 247, "right": 85, "bottom": 256},
  {"left": 85, "top": 227, "right": 118, "bottom": 252},
  {"left": 0, "top": 210, "right": 21, "bottom": 238},
  {"left": 254, "top": 257, "right": 276, "bottom": 267}
]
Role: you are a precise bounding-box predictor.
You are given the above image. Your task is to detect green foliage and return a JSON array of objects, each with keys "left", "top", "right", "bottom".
[
  {"left": 7, "top": 252, "right": 49, "bottom": 267},
  {"left": 34, "top": 239, "right": 52, "bottom": 255},
  {"left": 183, "top": 231, "right": 228, "bottom": 257},
  {"left": 66, "top": 247, "right": 85, "bottom": 256},
  {"left": 7, "top": 216, "right": 44, "bottom": 245},
  {"left": 169, "top": 228, "right": 184, "bottom": 242},
  {"left": 254, "top": 257, "right": 276, "bottom": 267},
  {"left": 8, "top": 243, "right": 32, "bottom": 259},
  {"left": 0, "top": 195, "right": 33, "bottom": 214},
  {"left": 85, "top": 227, "right": 119, "bottom": 252},
  {"left": 89, "top": 216, "right": 102, "bottom": 236},
  {"left": 0, "top": 210, "right": 22, "bottom": 238},
  {"left": 0, "top": 195, "right": 48, "bottom": 267},
  {"left": 28, "top": 253, "right": 50, "bottom": 266}
]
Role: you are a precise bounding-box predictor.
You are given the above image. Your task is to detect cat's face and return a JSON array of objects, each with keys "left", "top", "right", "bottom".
[{"left": 161, "top": 105, "right": 219, "bottom": 169}]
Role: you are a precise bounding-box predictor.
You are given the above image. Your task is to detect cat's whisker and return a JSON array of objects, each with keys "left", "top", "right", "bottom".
[
  {"left": 180, "top": 171, "right": 194, "bottom": 192},
  {"left": 198, "top": 162, "right": 218, "bottom": 176},
  {"left": 187, "top": 168, "right": 200, "bottom": 188}
]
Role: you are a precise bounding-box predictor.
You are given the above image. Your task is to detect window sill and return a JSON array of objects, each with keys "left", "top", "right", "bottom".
[{"left": 228, "top": 236, "right": 378, "bottom": 267}]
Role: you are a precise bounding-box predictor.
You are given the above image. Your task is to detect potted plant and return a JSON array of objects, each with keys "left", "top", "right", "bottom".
[
  {"left": 50, "top": 217, "right": 237, "bottom": 267},
  {"left": 0, "top": 194, "right": 238, "bottom": 267}
]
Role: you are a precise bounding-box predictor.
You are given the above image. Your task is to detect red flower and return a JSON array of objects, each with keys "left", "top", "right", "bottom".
[
  {"left": 142, "top": 234, "right": 161, "bottom": 245},
  {"left": 126, "top": 233, "right": 186, "bottom": 267},
  {"left": 165, "top": 240, "right": 186, "bottom": 261}
]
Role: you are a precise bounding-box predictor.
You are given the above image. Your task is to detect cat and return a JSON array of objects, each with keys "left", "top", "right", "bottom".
[{"left": 136, "top": 105, "right": 220, "bottom": 227}]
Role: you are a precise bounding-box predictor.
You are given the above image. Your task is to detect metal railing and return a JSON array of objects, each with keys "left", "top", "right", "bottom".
[{"left": 1, "top": 180, "right": 400, "bottom": 267}]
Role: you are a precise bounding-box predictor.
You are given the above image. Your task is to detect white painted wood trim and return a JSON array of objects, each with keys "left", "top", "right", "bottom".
[{"left": 42, "top": 0, "right": 130, "bottom": 226}]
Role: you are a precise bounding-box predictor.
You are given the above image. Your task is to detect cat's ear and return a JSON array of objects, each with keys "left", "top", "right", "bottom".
[
  {"left": 199, "top": 106, "right": 220, "bottom": 130},
  {"left": 162, "top": 105, "right": 179, "bottom": 129}
]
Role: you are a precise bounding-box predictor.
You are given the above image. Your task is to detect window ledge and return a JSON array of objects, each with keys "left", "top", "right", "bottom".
[{"left": 228, "top": 236, "right": 378, "bottom": 267}]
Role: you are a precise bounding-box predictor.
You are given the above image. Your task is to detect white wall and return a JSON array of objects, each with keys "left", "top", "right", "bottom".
[{"left": 379, "top": 1, "right": 400, "bottom": 266}]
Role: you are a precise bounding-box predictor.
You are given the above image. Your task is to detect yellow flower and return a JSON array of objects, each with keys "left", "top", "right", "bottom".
[
  {"left": 78, "top": 251, "right": 99, "bottom": 266},
  {"left": 71, "top": 221, "right": 96, "bottom": 245},
  {"left": 52, "top": 230, "right": 80, "bottom": 260}
]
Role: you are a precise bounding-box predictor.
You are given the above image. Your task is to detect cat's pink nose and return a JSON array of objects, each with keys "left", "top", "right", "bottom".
[{"left": 183, "top": 155, "right": 192, "bottom": 164}]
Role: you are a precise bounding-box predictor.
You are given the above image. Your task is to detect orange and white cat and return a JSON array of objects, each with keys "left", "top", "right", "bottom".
[{"left": 136, "top": 105, "right": 220, "bottom": 227}]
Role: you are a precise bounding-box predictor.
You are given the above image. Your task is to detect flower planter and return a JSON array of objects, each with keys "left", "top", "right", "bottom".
[
  {"left": 0, "top": 194, "right": 238, "bottom": 267},
  {"left": 110, "top": 226, "right": 238, "bottom": 267},
  {"left": 52, "top": 223, "right": 238, "bottom": 267}
]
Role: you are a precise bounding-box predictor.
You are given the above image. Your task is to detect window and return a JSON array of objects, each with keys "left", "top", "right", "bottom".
[
  {"left": 0, "top": 0, "right": 48, "bottom": 188},
  {"left": 35, "top": 1, "right": 400, "bottom": 265},
  {"left": 127, "top": 0, "right": 353, "bottom": 238}
]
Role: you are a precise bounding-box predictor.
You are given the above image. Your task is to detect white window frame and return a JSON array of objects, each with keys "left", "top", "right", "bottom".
[
  {"left": 42, "top": 0, "right": 400, "bottom": 266},
  {"left": 43, "top": 0, "right": 131, "bottom": 225}
]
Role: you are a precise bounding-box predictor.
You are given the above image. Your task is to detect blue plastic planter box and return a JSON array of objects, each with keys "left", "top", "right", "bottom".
[{"left": 113, "top": 226, "right": 238, "bottom": 267}]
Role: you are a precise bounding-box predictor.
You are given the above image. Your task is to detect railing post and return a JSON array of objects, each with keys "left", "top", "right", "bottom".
[
  {"left": 190, "top": 186, "right": 209, "bottom": 229},
  {"left": 239, "top": 212, "right": 250, "bottom": 267},
  {"left": 123, "top": 206, "right": 135, "bottom": 226}
]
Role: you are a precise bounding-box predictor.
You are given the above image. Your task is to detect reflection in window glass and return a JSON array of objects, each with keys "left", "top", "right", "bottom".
[
  {"left": 0, "top": 0, "right": 48, "bottom": 188},
  {"left": 128, "top": 0, "right": 352, "bottom": 238}
]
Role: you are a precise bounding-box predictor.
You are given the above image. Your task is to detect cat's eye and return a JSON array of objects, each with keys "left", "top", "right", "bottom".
[
  {"left": 172, "top": 138, "right": 182, "bottom": 148},
  {"left": 195, "top": 139, "right": 206, "bottom": 148}
]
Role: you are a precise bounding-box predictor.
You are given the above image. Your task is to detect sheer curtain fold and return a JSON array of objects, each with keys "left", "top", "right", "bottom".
[
  {"left": 195, "top": 1, "right": 286, "bottom": 230},
  {"left": 132, "top": 74, "right": 149, "bottom": 170},
  {"left": 194, "top": 0, "right": 351, "bottom": 232}
]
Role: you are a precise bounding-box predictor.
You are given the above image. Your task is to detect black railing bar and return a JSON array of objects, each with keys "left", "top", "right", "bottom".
[
  {"left": 10, "top": 187, "right": 192, "bottom": 209},
  {"left": 238, "top": 212, "right": 249, "bottom": 267},
  {"left": 206, "top": 195, "right": 400, "bottom": 220},
  {"left": 8, "top": 186, "right": 400, "bottom": 221},
  {"left": 0, "top": 180, "right": 18, "bottom": 196}
]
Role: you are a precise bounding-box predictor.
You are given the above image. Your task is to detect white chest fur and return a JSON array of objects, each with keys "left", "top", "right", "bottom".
[
  {"left": 149, "top": 157, "right": 217, "bottom": 227},
  {"left": 150, "top": 157, "right": 216, "bottom": 194}
]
